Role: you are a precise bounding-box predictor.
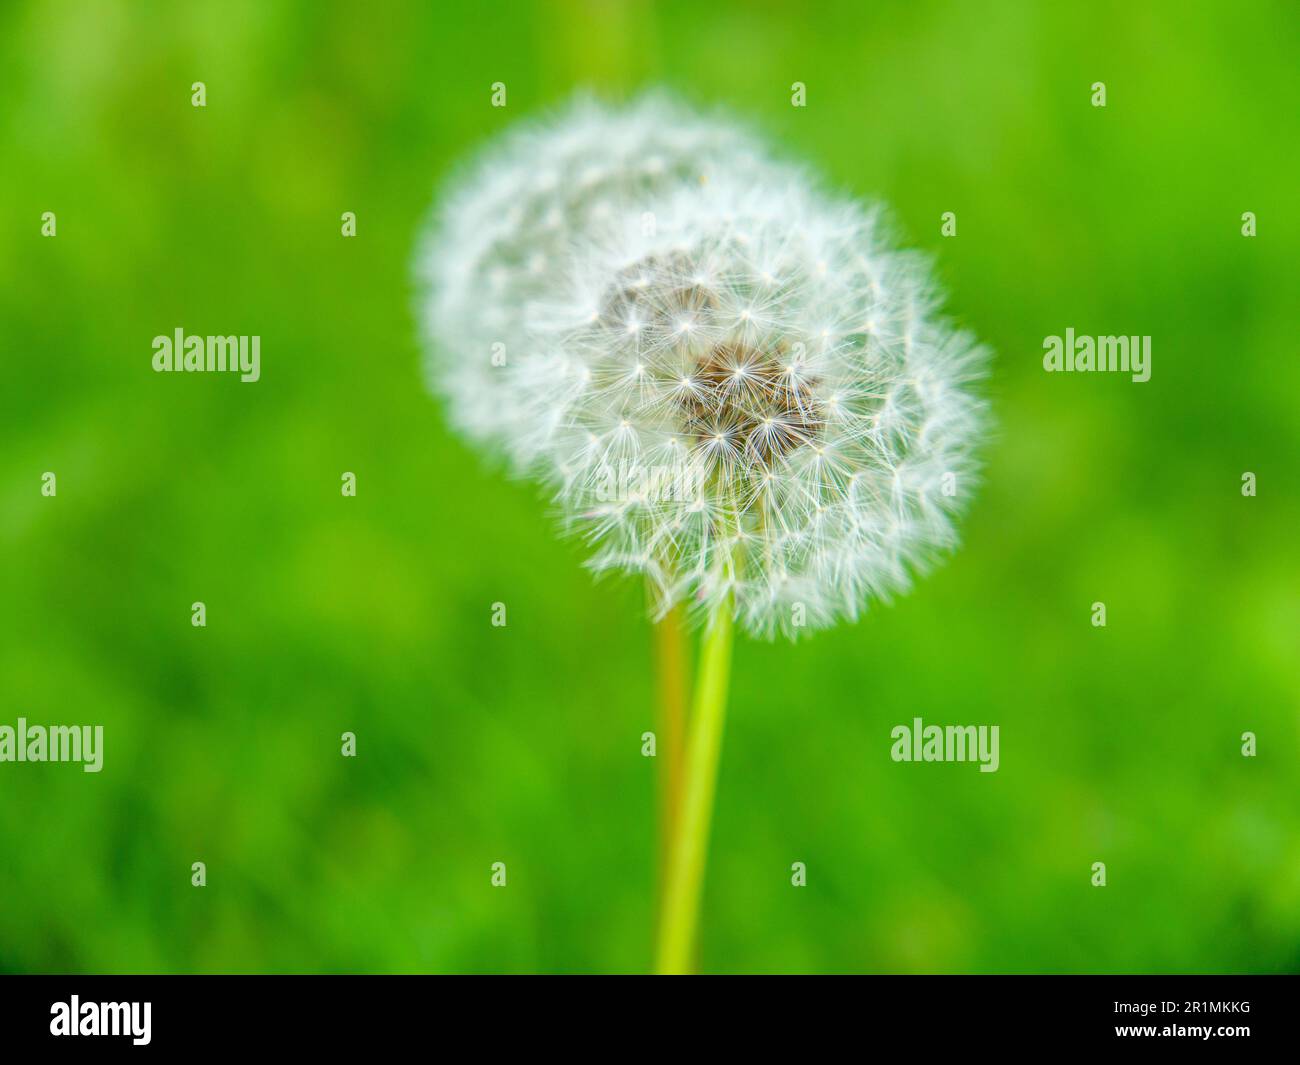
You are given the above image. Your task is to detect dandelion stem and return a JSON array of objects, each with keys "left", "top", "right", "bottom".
[
  {"left": 654, "top": 601, "right": 734, "bottom": 974},
  {"left": 652, "top": 603, "right": 689, "bottom": 904}
]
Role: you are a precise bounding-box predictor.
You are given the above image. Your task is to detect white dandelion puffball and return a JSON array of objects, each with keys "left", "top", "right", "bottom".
[{"left": 419, "top": 94, "right": 989, "bottom": 638}]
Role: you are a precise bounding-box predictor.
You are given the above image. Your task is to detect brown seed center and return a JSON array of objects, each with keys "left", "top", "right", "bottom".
[{"left": 680, "top": 342, "right": 822, "bottom": 466}]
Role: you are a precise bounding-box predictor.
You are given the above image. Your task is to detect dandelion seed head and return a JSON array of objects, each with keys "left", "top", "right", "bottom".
[{"left": 418, "top": 94, "right": 989, "bottom": 637}]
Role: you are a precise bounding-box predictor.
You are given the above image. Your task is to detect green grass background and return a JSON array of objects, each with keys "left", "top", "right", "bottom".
[{"left": 1, "top": 0, "right": 1297, "bottom": 973}]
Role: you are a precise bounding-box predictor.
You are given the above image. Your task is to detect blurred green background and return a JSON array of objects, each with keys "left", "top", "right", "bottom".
[{"left": 1, "top": 0, "right": 1297, "bottom": 974}]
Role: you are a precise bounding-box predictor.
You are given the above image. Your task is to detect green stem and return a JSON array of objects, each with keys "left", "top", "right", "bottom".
[
  {"left": 652, "top": 603, "right": 688, "bottom": 905},
  {"left": 654, "top": 603, "right": 734, "bottom": 974}
]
